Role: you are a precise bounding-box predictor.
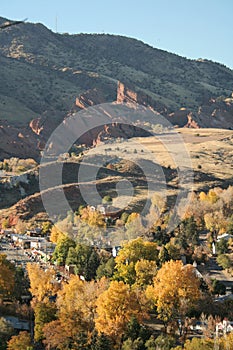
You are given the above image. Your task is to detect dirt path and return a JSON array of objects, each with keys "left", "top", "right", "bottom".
[{"left": 200, "top": 256, "right": 233, "bottom": 293}]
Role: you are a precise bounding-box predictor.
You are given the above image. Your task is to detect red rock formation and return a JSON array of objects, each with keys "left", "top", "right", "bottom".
[
  {"left": 117, "top": 82, "right": 138, "bottom": 104},
  {"left": 167, "top": 110, "right": 200, "bottom": 128},
  {"left": 75, "top": 88, "right": 108, "bottom": 110},
  {"left": 29, "top": 117, "right": 44, "bottom": 135}
]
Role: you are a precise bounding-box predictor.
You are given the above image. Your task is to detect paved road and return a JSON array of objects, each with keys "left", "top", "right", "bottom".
[
  {"left": 199, "top": 233, "right": 233, "bottom": 293},
  {"left": 199, "top": 256, "right": 233, "bottom": 293}
]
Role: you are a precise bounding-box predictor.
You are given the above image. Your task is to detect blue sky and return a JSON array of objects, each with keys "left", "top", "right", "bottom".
[{"left": 1, "top": 0, "right": 233, "bottom": 69}]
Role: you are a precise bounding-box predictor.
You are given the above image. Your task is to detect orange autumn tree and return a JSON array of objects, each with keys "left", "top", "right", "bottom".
[
  {"left": 7, "top": 331, "right": 32, "bottom": 350},
  {"left": 95, "top": 280, "right": 148, "bottom": 344},
  {"left": 146, "top": 260, "right": 200, "bottom": 324}
]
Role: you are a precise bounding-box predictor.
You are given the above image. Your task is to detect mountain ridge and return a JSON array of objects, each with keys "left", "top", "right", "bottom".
[{"left": 0, "top": 17, "right": 233, "bottom": 159}]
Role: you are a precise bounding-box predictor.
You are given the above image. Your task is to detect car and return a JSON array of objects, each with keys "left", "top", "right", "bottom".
[{"left": 190, "top": 321, "right": 207, "bottom": 332}]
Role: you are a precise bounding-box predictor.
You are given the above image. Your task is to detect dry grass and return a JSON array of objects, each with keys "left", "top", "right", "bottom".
[{"left": 88, "top": 128, "right": 233, "bottom": 194}]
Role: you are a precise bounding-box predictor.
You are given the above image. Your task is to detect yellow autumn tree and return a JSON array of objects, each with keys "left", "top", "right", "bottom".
[
  {"left": 95, "top": 280, "right": 148, "bottom": 344},
  {"left": 199, "top": 189, "right": 219, "bottom": 204},
  {"left": 207, "top": 189, "right": 219, "bottom": 204},
  {"left": 80, "top": 206, "right": 106, "bottom": 227},
  {"left": 204, "top": 211, "right": 227, "bottom": 235},
  {"left": 220, "top": 332, "right": 233, "bottom": 349},
  {"left": 114, "top": 238, "right": 158, "bottom": 286},
  {"left": 50, "top": 225, "right": 65, "bottom": 243},
  {"left": 134, "top": 259, "right": 157, "bottom": 288},
  {"left": 43, "top": 276, "right": 108, "bottom": 349},
  {"left": 27, "top": 263, "right": 59, "bottom": 342},
  {"left": 199, "top": 191, "right": 207, "bottom": 201},
  {"left": 56, "top": 275, "right": 108, "bottom": 335},
  {"left": 43, "top": 320, "right": 70, "bottom": 350},
  {"left": 146, "top": 260, "right": 200, "bottom": 324},
  {"left": 7, "top": 331, "right": 32, "bottom": 350},
  {"left": 27, "top": 263, "right": 59, "bottom": 303}
]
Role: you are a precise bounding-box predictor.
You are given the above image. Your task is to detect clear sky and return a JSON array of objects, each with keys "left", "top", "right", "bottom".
[{"left": 1, "top": 0, "right": 233, "bottom": 69}]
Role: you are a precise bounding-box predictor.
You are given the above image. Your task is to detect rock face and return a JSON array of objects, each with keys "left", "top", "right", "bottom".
[
  {"left": 196, "top": 98, "right": 233, "bottom": 129},
  {"left": 117, "top": 82, "right": 138, "bottom": 104},
  {"left": 75, "top": 88, "right": 108, "bottom": 109},
  {"left": 1, "top": 82, "right": 233, "bottom": 161},
  {"left": 116, "top": 82, "right": 167, "bottom": 115},
  {"left": 0, "top": 121, "right": 40, "bottom": 160},
  {"left": 167, "top": 110, "right": 200, "bottom": 128},
  {"left": 29, "top": 118, "right": 44, "bottom": 135}
]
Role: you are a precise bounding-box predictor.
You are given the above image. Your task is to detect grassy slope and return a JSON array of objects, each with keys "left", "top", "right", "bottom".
[{"left": 1, "top": 128, "right": 233, "bottom": 220}]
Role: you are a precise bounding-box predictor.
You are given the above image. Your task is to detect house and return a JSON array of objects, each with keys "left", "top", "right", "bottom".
[
  {"left": 3, "top": 316, "right": 30, "bottom": 331},
  {"left": 217, "top": 233, "right": 233, "bottom": 242}
]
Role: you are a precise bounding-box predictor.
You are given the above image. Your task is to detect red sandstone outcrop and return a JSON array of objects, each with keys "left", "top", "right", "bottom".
[{"left": 1, "top": 83, "right": 233, "bottom": 161}]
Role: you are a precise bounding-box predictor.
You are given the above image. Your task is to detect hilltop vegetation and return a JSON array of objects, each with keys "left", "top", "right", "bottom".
[{"left": 0, "top": 16, "right": 233, "bottom": 126}]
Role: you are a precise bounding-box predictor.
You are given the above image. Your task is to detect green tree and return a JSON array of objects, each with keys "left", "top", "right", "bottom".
[
  {"left": 53, "top": 236, "right": 76, "bottom": 265},
  {"left": 96, "top": 257, "right": 115, "bottom": 279},
  {"left": 74, "top": 244, "right": 100, "bottom": 281},
  {"left": 145, "top": 336, "right": 157, "bottom": 350},
  {"left": 85, "top": 250, "right": 100, "bottom": 281},
  {"left": 177, "top": 217, "right": 199, "bottom": 249},
  {"left": 216, "top": 254, "right": 232, "bottom": 270},
  {"left": 102, "top": 195, "right": 112, "bottom": 204},
  {"left": 90, "top": 332, "right": 112, "bottom": 350},
  {"left": 171, "top": 337, "right": 214, "bottom": 350},
  {"left": 212, "top": 279, "right": 226, "bottom": 296},
  {"left": 41, "top": 221, "right": 52, "bottom": 236},
  {"left": 216, "top": 238, "right": 228, "bottom": 254},
  {"left": 122, "top": 338, "right": 144, "bottom": 350},
  {"left": 124, "top": 316, "right": 141, "bottom": 341},
  {"left": 13, "top": 266, "right": 28, "bottom": 300},
  {"left": 158, "top": 246, "right": 170, "bottom": 265},
  {"left": 154, "top": 334, "right": 176, "bottom": 350},
  {"left": 134, "top": 259, "right": 157, "bottom": 288},
  {"left": 66, "top": 246, "right": 78, "bottom": 266},
  {"left": 0, "top": 317, "right": 14, "bottom": 350},
  {"left": 124, "top": 316, "right": 152, "bottom": 345},
  {"left": 34, "top": 302, "right": 57, "bottom": 342}
]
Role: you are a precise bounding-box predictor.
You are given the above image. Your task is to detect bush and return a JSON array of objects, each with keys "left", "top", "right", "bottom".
[
  {"left": 212, "top": 279, "right": 226, "bottom": 296},
  {"left": 216, "top": 238, "right": 228, "bottom": 254},
  {"left": 153, "top": 334, "right": 176, "bottom": 350},
  {"left": 217, "top": 254, "right": 232, "bottom": 270},
  {"left": 102, "top": 195, "right": 112, "bottom": 204}
]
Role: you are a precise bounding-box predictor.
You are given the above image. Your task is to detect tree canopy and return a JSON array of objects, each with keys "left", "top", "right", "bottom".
[{"left": 146, "top": 260, "right": 200, "bottom": 323}]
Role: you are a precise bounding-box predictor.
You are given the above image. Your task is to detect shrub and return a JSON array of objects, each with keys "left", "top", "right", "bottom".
[{"left": 217, "top": 254, "right": 232, "bottom": 270}]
